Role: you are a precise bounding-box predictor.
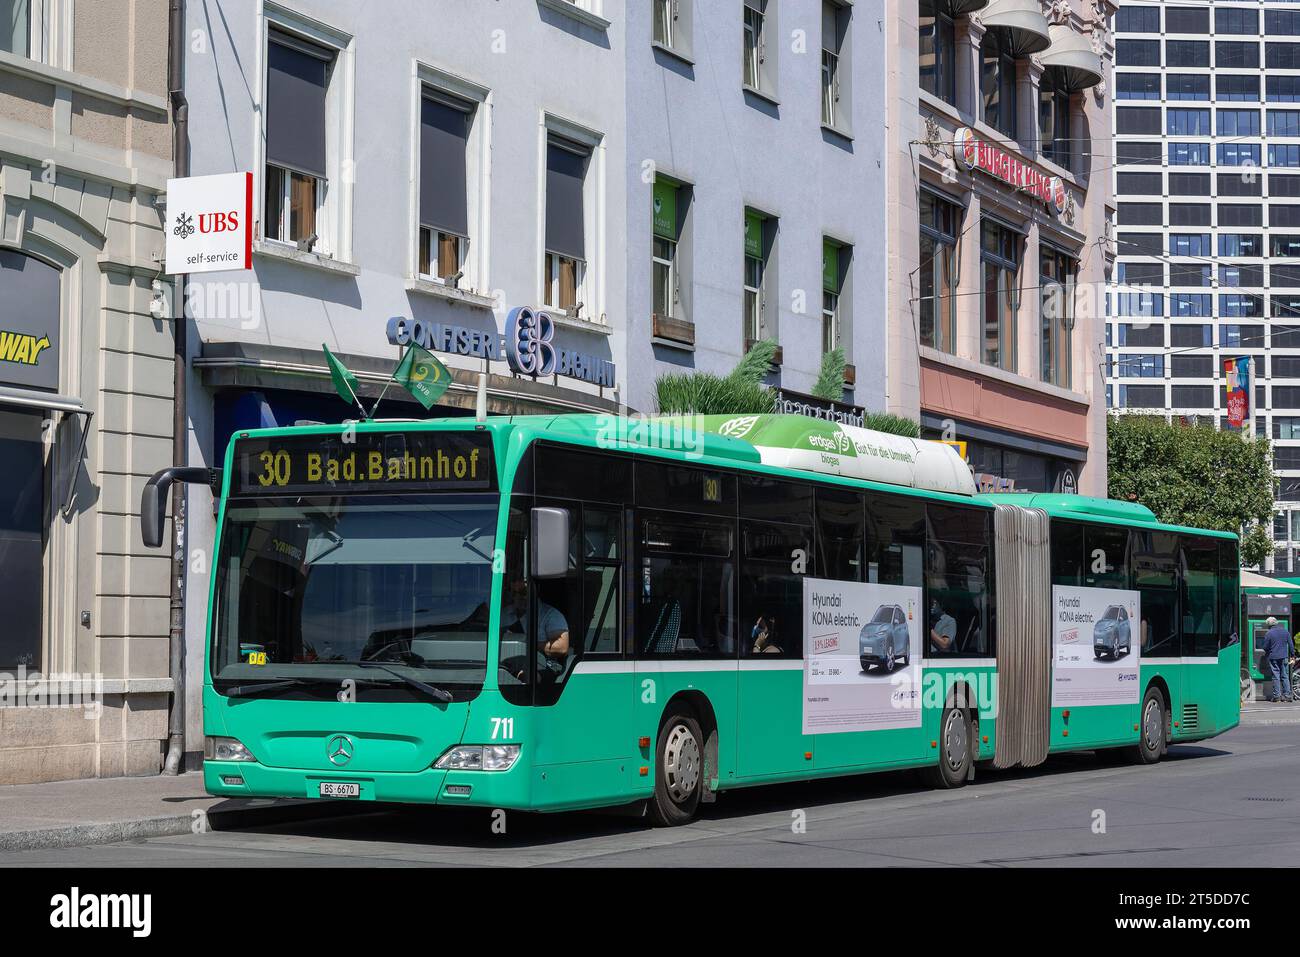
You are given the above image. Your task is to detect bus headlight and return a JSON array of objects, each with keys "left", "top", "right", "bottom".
[
  {"left": 433, "top": 744, "right": 521, "bottom": 772},
  {"left": 204, "top": 736, "right": 256, "bottom": 762}
]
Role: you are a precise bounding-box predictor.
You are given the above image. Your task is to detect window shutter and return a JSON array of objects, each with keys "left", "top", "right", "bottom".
[
  {"left": 266, "top": 31, "right": 331, "bottom": 179},
  {"left": 419, "top": 94, "right": 471, "bottom": 237},
  {"left": 545, "top": 138, "right": 588, "bottom": 260}
]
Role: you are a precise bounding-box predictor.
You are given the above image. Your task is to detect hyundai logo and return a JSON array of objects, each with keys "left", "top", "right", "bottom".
[{"left": 326, "top": 734, "right": 354, "bottom": 766}]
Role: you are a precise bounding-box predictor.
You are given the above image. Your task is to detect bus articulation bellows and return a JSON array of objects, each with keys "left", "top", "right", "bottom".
[{"left": 142, "top": 413, "right": 1240, "bottom": 826}]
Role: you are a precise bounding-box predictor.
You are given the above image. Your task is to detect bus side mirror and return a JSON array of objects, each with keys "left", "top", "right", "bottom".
[
  {"left": 531, "top": 507, "right": 570, "bottom": 579},
  {"left": 140, "top": 467, "right": 224, "bottom": 548}
]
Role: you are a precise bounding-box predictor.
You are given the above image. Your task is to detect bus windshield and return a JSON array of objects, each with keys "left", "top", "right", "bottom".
[{"left": 211, "top": 494, "right": 499, "bottom": 699}]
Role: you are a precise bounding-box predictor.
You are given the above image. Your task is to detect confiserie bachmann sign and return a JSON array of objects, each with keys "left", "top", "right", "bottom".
[{"left": 953, "top": 127, "right": 1067, "bottom": 216}]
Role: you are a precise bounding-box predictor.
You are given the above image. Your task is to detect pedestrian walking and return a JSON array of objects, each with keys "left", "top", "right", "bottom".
[{"left": 1261, "top": 617, "right": 1293, "bottom": 703}]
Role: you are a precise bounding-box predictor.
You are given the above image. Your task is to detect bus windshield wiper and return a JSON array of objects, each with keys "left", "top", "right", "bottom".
[
  {"left": 333, "top": 661, "right": 454, "bottom": 703},
  {"left": 223, "top": 677, "right": 321, "bottom": 697}
]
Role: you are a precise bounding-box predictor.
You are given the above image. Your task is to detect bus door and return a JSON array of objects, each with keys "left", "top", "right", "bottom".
[
  {"left": 633, "top": 508, "right": 740, "bottom": 784},
  {"left": 501, "top": 497, "right": 633, "bottom": 807}
]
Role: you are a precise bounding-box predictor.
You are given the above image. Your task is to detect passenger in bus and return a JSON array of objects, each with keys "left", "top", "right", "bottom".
[
  {"left": 752, "top": 615, "right": 781, "bottom": 654},
  {"left": 500, "top": 578, "right": 571, "bottom": 682},
  {"left": 928, "top": 600, "right": 957, "bottom": 653}
]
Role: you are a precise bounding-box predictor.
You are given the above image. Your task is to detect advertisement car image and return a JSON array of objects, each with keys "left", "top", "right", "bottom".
[
  {"left": 858, "top": 603, "right": 910, "bottom": 673},
  {"left": 1093, "top": 604, "right": 1132, "bottom": 660}
]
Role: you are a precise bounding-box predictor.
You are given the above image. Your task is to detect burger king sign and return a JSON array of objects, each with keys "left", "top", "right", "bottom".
[{"left": 952, "top": 127, "right": 1071, "bottom": 218}]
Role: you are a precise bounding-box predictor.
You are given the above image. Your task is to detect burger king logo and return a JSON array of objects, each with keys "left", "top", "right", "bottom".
[
  {"left": 1048, "top": 176, "right": 1069, "bottom": 216},
  {"left": 953, "top": 126, "right": 978, "bottom": 170}
]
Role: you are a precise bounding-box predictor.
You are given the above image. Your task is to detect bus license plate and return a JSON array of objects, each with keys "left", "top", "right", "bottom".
[{"left": 319, "top": 782, "right": 360, "bottom": 799}]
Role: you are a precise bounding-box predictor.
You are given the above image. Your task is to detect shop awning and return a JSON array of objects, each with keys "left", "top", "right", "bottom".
[
  {"left": 1241, "top": 571, "right": 1300, "bottom": 593},
  {"left": 982, "top": 0, "right": 1051, "bottom": 56},
  {"left": 949, "top": 0, "right": 990, "bottom": 13},
  {"left": 0, "top": 385, "right": 94, "bottom": 517},
  {"left": 1040, "top": 24, "right": 1104, "bottom": 91}
]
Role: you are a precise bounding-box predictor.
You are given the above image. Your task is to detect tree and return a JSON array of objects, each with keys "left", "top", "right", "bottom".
[{"left": 1107, "top": 414, "right": 1276, "bottom": 567}]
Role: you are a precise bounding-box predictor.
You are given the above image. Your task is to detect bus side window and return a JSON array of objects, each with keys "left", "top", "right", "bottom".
[
  {"left": 638, "top": 517, "right": 735, "bottom": 658},
  {"left": 816, "top": 486, "right": 865, "bottom": 582},
  {"left": 865, "top": 492, "right": 924, "bottom": 587},
  {"left": 1131, "top": 530, "right": 1179, "bottom": 657},
  {"left": 739, "top": 520, "right": 810, "bottom": 658},
  {"left": 924, "top": 504, "right": 992, "bottom": 658},
  {"left": 1181, "top": 535, "right": 1218, "bottom": 658},
  {"left": 1218, "top": 539, "right": 1240, "bottom": 649},
  {"left": 1051, "top": 520, "right": 1086, "bottom": 587}
]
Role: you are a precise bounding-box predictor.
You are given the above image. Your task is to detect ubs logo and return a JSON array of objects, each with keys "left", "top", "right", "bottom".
[{"left": 173, "top": 209, "right": 241, "bottom": 238}]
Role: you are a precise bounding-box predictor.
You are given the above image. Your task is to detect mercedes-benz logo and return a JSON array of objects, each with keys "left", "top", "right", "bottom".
[{"left": 326, "top": 734, "right": 354, "bottom": 767}]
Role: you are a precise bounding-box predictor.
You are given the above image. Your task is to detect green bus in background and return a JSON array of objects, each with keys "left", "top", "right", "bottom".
[{"left": 141, "top": 413, "right": 1241, "bottom": 826}]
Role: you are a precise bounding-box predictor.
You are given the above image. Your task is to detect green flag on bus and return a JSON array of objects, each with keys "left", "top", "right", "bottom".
[
  {"left": 322, "top": 342, "right": 362, "bottom": 409},
  {"left": 393, "top": 342, "right": 452, "bottom": 410}
]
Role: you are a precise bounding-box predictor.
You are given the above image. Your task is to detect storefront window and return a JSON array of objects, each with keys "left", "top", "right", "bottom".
[
  {"left": 1040, "top": 245, "right": 1076, "bottom": 388},
  {"left": 0, "top": 409, "right": 46, "bottom": 669},
  {"left": 919, "top": 0, "right": 956, "bottom": 106},
  {"left": 919, "top": 191, "right": 960, "bottom": 353},
  {"left": 981, "top": 219, "right": 1021, "bottom": 371}
]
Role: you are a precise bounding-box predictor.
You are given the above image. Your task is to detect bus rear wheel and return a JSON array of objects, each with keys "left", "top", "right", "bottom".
[
  {"left": 1129, "top": 686, "right": 1166, "bottom": 765},
  {"left": 921, "top": 706, "right": 973, "bottom": 789},
  {"left": 648, "top": 710, "right": 704, "bottom": 826}
]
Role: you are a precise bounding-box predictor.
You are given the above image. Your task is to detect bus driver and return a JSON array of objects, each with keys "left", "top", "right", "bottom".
[{"left": 501, "top": 578, "right": 571, "bottom": 683}]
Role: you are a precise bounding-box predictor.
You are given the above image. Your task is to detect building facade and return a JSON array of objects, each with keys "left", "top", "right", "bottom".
[
  {"left": 0, "top": 0, "right": 175, "bottom": 784},
  {"left": 888, "top": 0, "right": 1114, "bottom": 496},
  {"left": 1107, "top": 0, "right": 1300, "bottom": 573},
  {"left": 177, "top": 0, "right": 887, "bottom": 759}
]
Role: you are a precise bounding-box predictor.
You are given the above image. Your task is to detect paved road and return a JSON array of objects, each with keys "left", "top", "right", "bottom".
[{"left": 5, "top": 724, "right": 1299, "bottom": 867}]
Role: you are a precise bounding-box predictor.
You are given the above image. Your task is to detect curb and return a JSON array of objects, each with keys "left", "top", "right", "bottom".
[{"left": 0, "top": 798, "right": 373, "bottom": 853}]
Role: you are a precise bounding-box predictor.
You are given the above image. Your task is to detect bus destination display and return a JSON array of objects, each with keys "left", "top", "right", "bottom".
[{"left": 233, "top": 431, "right": 495, "bottom": 495}]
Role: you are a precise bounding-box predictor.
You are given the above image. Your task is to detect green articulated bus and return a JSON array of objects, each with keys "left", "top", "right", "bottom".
[{"left": 141, "top": 412, "right": 1241, "bottom": 826}]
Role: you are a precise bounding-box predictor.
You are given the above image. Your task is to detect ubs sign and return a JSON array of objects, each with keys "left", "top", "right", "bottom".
[{"left": 385, "top": 308, "right": 615, "bottom": 388}]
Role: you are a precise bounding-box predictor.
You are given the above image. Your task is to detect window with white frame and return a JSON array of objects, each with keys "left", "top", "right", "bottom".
[
  {"left": 264, "top": 28, "right": 334, "bottom": 252},
  {"left": 743, "top": 209, "right": 769, "bottom": 343},
  {"left": 652, "top": 178, "right": 681, "bottom": 319},
  {"left": 822, "top": 2, "right": 849, "bottom": 129},
  {"left": 822, "top": 238, "right": 844, "bottom": 353},
  {"left": 544, "top": 136, "right": 591, "bottom": 316},
  {"left": 418, "top": 90, "right": 474, "bottom": 284},
  {"left": 1, "top": 0, "right": 67, "bottom": 64},
  {"left": 743, "top": 0, "right": 766, "bottom": 90}
]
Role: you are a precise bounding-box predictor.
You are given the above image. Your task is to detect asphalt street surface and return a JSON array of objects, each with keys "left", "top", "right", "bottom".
[{"left": 4, "top": 723, "right": 1298, "bottom": 867}]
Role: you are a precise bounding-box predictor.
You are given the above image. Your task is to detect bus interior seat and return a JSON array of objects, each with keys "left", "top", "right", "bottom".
[{"left": 645, "top": 600, "right": 682, "bottom": 655}]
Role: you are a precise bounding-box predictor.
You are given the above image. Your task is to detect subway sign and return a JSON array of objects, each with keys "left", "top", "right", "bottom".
[
  {"left": 232, "top": 431, "right": 495, "bottom": 495},
  {"left": 953, "top": 127, "right": 1068, "bottom": 215}
]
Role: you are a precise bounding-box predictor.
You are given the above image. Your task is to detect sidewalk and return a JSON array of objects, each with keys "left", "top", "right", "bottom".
[
  {"left": 1239, "top": 698, "right": 1300, "bottom": 727},
  {"left": 0, "top": 772, "right": 363, "bottom": 852}
]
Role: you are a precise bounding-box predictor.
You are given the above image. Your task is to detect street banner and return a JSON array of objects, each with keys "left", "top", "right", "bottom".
[
  {"left": 164, "top": 172, "right": 252, "bottom": 274},
  {"left": 1051, "top": 585, "right": 1142, "bottom": 707},
  {"left": 802, "top": 577, "right": 923, "bottom": 734},
  {"left": 1224, "top": 356, "right": 1251, "bottom": 430},
  {"left": 394, "top": 342, "right": 452, "bottom": 409}
]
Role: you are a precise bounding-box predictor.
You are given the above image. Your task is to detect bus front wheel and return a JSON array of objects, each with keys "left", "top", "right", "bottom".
[
  {"left": 921, "top": 706, "right": 973, "bottom": 789},
  {"left": 648, "top": 710, "right": 704, "bottom": 826}
]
